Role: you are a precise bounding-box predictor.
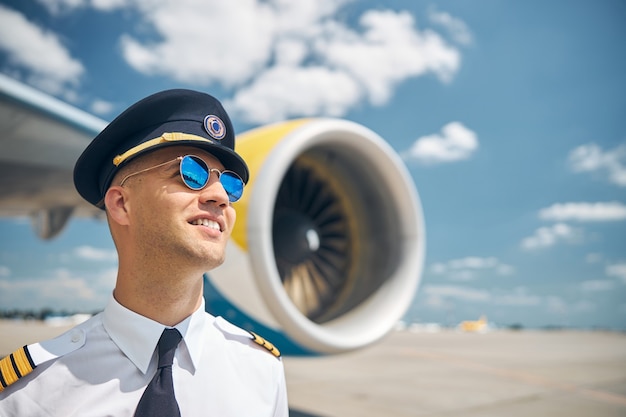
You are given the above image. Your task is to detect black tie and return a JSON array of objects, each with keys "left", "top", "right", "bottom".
[{"left": 135, "top": 328, "right": 183, "bottom": 417}]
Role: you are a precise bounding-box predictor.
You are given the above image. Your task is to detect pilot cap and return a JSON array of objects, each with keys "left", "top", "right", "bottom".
[{"left": 74, "top": 89, "right": 249, "bottom": 208}]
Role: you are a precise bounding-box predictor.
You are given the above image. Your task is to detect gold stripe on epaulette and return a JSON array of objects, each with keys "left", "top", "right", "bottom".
[
  {"left": 0, "top": 346, "right": 36, "bottom": 392},
  {"left": 250, "top": 332, "right": 281, "bottom": 358}
]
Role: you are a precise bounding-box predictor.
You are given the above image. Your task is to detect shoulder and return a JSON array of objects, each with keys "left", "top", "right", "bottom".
[
  {"left": 0, "top": 315, "right": 101, "bottom": 394},
  {"left": 213, "top": 316, "right": 281, "bottom": 359},
  {"left": 0, "top": 345, "right": 37, "bottom": 394}
]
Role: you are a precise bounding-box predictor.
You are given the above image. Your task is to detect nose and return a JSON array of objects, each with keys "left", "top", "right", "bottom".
[{"left": 198, "top": 171, "right": 230, "bottom": 207}]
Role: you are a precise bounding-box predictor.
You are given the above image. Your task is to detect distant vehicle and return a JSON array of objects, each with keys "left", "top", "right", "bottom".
[{"left": 458, "top": 315, "right": 489, "bottom": 333}]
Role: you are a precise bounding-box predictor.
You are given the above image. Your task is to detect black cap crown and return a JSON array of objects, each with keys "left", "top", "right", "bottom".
[{"left": 74, "top": 89, "right": 249, "bottom": 208}]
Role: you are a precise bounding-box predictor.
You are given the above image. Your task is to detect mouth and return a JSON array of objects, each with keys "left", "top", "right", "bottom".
[{"left": 189, "top": 218, "right": 223, "bottom": 232}]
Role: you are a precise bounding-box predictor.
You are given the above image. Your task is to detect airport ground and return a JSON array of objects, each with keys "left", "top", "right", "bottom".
[{"left": 1, "top": 320, "right": 625, "bottom": 416}]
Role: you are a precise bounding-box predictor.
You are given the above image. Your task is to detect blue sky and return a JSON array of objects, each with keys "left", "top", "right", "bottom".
[{"left": 0, "top": 0, "right": 625, "bottom": 330}]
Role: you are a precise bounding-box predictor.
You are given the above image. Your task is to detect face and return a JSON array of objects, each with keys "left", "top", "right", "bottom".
[{"left": 117, "top": 146, "right": 237, "bottom": 271}]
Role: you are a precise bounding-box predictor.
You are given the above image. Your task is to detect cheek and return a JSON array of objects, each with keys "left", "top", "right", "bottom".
[
  {"left": 132, "top": 187, "right": 178, "bottom": 223},
  {"left": 227, "top": 207, "right": 237, "bottom": 230}
]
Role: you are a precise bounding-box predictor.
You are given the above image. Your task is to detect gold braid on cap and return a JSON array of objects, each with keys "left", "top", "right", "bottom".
[{"left": 112, "top": 132, "right": 215, "bottom": 166}]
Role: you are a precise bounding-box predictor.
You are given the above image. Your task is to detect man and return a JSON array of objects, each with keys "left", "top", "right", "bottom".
[{"left": 0, "top": 89, "right": 289, "bottom": 416}]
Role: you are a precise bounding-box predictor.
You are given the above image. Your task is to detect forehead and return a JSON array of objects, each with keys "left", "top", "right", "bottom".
[{"left": 138, "top": 146, "right": 225, "bottom": 169}]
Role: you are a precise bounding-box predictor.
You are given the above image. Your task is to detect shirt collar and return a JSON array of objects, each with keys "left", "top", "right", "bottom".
[{"left": 102, "top": 295, "right": 212, "bottom": 374}]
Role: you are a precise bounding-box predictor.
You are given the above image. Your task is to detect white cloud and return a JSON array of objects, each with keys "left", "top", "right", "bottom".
[
  {"left": 430, "top": 256, "right": 514, "bottom": 281},
  {"left": 44, "top": 269, "right": 96, "bottom": 299},
  {"left": 87, "top": 0, "right": 463, "bottom": 124},
  {"left": 422, "top": 293, "right": 450, "bottom": 309},
  {"left": 428, "top": 8, "right": 473, "bottom": 45},
  {"left": 226, "top": 65, "right": 362, "bottom": 124},
  {"left": 0, "top": 272, "right": 92, "bottom": 309},
  {"left": 36, "top": 0, "right": 87, "bottom": 15},
  {"left": 119, "top": 0, "right": 277, "bottom": 87},
  {"left": 74, "top": 245, "right": 118, "bottom": 262},
  {"left": 422, "top": 285, "right": 547, "bottom": 309},
  {"left": 0, "top": 267, "right": 114, "bottom": 311},
  {"left": 544, "top": 296, "right": 595, "bottom": 315},
  {"left": 606, "top": 262, "right": 626, "bottom": 283},
  {"left": 423, "top": 284, "right": 490, "bottom": 302},
  {"left": 90, "top": 99, "right": 115, "bottom": 116},
  {"left": 449, "top": 256, "right": 498, "bottom": 269},
  {"left": 420, "top": 284, "right": 607, "bottom": 323},
  {"left": 580, "top": 280, "right": 614, "bottom": 292},
  {"left": 0, "top": 265, "right": 10, "bottom": 277},
  {"left": 546, "top": 296, "right": 569, "bottom": 314},
  {"left": 6, "top": 1, "right": 466, "bottom": 124},
  {"left": 37, "top": 0, "right": 127, "bottom": 14},
  {"left": 96, "top": 267, "right": 117, "bottom": 288},
  {"left": 585, "top": 253, "right": 603, "bottom": 263},
  {"left": 315, "top": 10, "right": 460, "bottom": 103},
  {"left": 403, "top": 122, "right": 478, "bottom": 164},
  {"left": 520, "top": 223, "right": 581, "bottom": 250},
  {"left": 569, "top": 143, "right": 626, "bottom": 187},
  {"left": 494, "top": 287, "right": 541, "bottom": 306},
  {"left": 570, "top": 299, "right": 596, "bottom": 313},
  {"left": 0, "top": 5, "right": 84, "bottom": 94},
  {"left": 539, "top": 202, "right": 626, "bottom": 222},
  {"left": 90, "top": 0, "right": 127, "bottom": 12}
]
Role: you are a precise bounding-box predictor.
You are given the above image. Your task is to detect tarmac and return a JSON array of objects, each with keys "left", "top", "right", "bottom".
[{"left": 2, "top": 320, "right": 626, "bottom": 417}]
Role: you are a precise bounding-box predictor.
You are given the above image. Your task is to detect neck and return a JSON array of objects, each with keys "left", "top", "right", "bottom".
[{"left": 114, "top": 260, "right": 205, "bottom": 327}]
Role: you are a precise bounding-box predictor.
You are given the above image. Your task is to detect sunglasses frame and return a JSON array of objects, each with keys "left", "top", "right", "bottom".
[{"left": 119, "top": 155, "right": 244, "bottom": 202}]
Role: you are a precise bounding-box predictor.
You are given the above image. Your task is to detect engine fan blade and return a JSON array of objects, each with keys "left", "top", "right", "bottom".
[{"left": 273, "top": 159, "right": 352, "bottom": 322}]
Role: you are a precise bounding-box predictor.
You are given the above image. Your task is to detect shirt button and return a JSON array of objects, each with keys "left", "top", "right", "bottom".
[{"left": 71, "top": 331, "right": 82, "bottom": 343}]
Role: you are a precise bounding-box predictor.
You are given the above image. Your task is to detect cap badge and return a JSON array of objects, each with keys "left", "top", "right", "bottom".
[{"left": 204, "top": 115, "right": 226, "bottom": 140}]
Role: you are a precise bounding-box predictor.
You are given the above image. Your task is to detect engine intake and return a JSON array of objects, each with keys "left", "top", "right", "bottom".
[{"left": 212, "top": 118, "right": 425, "bottom": 354}]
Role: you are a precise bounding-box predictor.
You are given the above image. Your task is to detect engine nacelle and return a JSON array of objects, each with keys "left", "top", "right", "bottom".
[{"left": 205, "top": 118, "right": 425, "bottom": 354}]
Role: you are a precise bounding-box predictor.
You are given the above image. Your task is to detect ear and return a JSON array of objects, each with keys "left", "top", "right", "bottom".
[{"left": 104, "top": 186, "right": 131, "bottom": 226}]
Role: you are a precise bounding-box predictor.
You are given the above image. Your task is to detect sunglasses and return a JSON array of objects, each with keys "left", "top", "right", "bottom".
[{"left": 119, "top": 155, "right": 244, "bottom": 202}]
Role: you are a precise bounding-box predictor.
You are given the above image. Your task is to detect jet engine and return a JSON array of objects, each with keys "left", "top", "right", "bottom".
[
  {"left": 205, "top": 118, "right": 425, "bottom": 355},
  {"left": 0, "top": 77, "right": 424, "bottom": 354}
]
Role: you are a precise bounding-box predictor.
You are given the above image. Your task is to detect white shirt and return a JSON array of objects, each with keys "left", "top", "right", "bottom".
[{"left": 0, "top": 296, "right": 288, "bottom": 416}]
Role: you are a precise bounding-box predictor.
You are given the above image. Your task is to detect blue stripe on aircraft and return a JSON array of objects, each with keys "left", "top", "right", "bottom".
[{"left": 203, "top": 273, "right": 317, "bottom": 356}]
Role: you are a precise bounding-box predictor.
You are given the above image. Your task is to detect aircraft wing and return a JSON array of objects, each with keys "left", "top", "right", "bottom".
[
  {"left": 0, "top": 74, "right": 426, "bottom": 355},
  {"left": 0, "top": 73, "right": 108, "bottom": 238}
]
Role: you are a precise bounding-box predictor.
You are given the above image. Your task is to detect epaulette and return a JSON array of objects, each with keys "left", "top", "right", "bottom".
[
  {"left": 0, "top": 327, "right": 86, "bottom": 392},
  {"left": 0, "top": 346, "right": 36, "bottom": 392},
  {"left": 249, "top": 331, "right": 281, "bottom": 358},
  {"left": 214, "top": 317, "right": 281, "bottom": 358}
]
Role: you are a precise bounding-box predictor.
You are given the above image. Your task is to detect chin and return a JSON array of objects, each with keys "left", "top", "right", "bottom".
[{"left": 200, "top": 249, "right": 226, "bottom": 272}]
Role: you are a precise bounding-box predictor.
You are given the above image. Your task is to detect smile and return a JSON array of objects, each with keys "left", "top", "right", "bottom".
[{"left": 190, "top": 218, "right": 222, "bottom": 232}]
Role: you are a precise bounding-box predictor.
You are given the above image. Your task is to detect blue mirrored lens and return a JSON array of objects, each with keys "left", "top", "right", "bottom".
[
  {"left": 180, "top": 156, "right": 209, "bottom": 190},
  {"left": 220, "top": 172, "right": 244, "bottom": 202}
]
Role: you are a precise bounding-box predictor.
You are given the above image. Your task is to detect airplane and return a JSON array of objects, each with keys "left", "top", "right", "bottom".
[
  {"left": 458, "top": 315, "right": 489, "bottom": 333},
  {"left": 0, "top": 73, "right": 426, "bottom": 356}
]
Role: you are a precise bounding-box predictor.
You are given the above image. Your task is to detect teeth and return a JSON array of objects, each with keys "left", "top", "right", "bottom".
[{"left": 191, "top": 219, "right": 220, "bottom": 230}]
